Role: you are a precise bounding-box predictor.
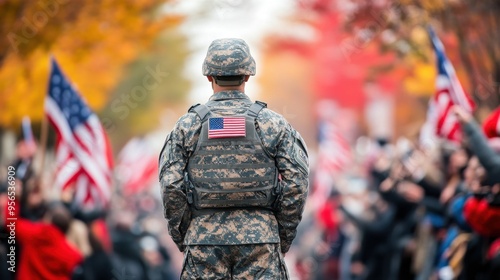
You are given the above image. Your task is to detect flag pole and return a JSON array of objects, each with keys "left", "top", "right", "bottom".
[
  {"left": 38, "top": 104, "right": 49, "bottom": 187},
  {"left": 38, "top": 57, "right": 52, "bottom": 192}
]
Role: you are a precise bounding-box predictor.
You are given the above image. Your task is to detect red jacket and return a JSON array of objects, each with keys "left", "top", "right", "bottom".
[
  {"left": 464, "top": 197, "right": 500, "bottom": 237},
  {"left": 4, "top": 201, "right": 83, "bottom": 280}
]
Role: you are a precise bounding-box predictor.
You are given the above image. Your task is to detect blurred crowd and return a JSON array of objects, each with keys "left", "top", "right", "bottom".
[
  {"left": 1, "top": 104, "right": 500, "bottom": 280},
  {"left": 0, "top": 139, "right": 178, "bottom": 280},
  {"left": 290, "top": 106, "right": 500, "bottom": 280}
]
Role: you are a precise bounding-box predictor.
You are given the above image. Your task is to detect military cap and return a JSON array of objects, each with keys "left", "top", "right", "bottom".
[{"left": 202, "top": 38, "right": 256, "bottom": 76}]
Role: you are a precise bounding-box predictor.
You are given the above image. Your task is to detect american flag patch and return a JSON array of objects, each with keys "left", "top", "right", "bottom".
[{"left": 208, "top": 117, "right": 246, "bottom": 139}]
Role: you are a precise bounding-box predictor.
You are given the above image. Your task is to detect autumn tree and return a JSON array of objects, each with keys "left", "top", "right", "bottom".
[
  {"left": 0, "top": 0, "right": 186, "bottom": 132},
  {"left": 345, "top": 0, "right": 500, "bottom": 108}
]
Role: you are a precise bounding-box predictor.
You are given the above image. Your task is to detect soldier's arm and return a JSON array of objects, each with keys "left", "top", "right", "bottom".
[
  {"left": 159, "top": 113, "right": 200, "bottom": 252},
  {"left": 264, "top": 114, "right": 309, "bottom": 253}
]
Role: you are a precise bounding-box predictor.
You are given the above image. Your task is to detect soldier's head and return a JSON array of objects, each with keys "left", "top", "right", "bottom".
[{"left": 202, "top": 38, "right": 255, "bottom": 91}]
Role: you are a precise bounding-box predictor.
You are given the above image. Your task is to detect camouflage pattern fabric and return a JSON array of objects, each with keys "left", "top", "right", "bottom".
[
  {"left": 180, "top": 244, "right": 289, "bottom": 280},
  {"left": 202, "top": 38, "right": 256, "bottom": 76},
  {"left": 159, "top": 90, "right": 309, "bottom": 254},
  {"left": 187, "top": 103, "right": 278, "bottom": 210}
]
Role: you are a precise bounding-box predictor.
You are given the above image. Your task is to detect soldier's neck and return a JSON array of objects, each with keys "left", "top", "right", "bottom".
[{"left": 212, "top": 83, "right": 245, "bottom": 93}]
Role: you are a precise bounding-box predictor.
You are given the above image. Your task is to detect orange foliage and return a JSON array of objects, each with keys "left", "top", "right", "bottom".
[{"left": 0, "top": 0, "right": 181, "bottom": 129}]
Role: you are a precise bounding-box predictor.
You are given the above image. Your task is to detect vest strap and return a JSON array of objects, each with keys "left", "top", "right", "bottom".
[
  {"left": 189, "top": 104, "right": 210, "bottom": 122},
  {"left": 246, "top": 101, "right": 267, "bottom": 119}
]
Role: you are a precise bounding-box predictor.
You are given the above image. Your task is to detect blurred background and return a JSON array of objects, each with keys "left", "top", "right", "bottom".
[{"left": 1, "top": 0, "right": 500, "bottom": 279}]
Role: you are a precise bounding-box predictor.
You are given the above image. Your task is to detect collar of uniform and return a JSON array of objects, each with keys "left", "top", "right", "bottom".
[{"left": 209, "top": 90, "right": 250, "bottom": 101}]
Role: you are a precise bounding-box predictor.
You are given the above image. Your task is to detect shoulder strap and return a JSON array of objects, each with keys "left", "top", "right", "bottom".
[
  {"left": 188, "top": 104, "right": 210, "bottom": 122},
  {"left": 246, "top": 101, "right": 267, "bottom": 119},
  {"left": 190, "top": 101, "right": 265, "bottom": 121}
]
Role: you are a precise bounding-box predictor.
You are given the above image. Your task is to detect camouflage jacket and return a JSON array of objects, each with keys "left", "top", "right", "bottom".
[{"left": 159, "top": 90, "right": 309, "bottom": 253}]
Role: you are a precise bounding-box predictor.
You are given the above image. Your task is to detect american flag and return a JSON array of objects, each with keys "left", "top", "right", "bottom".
[
  {"left": 316, "top": 120, "right": 352, "bottom": 174},
  {"left": 424, "top": 27, "right": 474, "bottom": 143},
  {"left": 116, "top": 137, "right": 158, "bottom": 196},
  {"left": 45, "top": 58, "right": 113, "bottom": 209},
  {"left": 208, "top": 117, "right": 246, "bottom": 139},
  {"left": 311, "top": 117, "right": 352, "bottom": 209}
]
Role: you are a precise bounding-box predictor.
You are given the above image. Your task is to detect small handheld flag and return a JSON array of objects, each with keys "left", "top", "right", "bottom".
[{"left": 422, "top": 27, "right": 475, "bottom": 143}]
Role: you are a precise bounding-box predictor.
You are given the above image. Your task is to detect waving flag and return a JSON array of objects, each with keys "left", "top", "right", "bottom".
[
  {"left": 116, "top": 137, "right": 158, "bottom": 196},
  {"left": 423, "top": 27, "right": 475, "bottom": 143},
  {"left": 45, "top": 58, "right": 113, "bottom": 209},
  {"left": 316, "top": 120, "right": 352, "bottom": 174},
  {"left": 311, "top": 109, "right": 352, "bottom": 209}
]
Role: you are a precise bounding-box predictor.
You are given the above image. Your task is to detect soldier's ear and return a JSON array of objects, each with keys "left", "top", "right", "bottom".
[
  {"left": 207, "top": 76, "right": 214, "bottom": 82},
  {"left": 244, "top": 75, "right": 250, "bottom": 82}
]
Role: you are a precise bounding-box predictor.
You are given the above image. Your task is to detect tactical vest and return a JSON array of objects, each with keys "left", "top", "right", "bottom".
[{"left": 185, "top": 101, "right": 281, "bottom": 211}]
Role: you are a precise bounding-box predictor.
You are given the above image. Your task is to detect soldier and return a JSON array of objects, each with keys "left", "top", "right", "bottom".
[{"left": 159, "top": 38, "right": 309, "bottom": 279}]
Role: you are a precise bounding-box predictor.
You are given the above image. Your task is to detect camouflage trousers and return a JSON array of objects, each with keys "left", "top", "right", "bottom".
[{"left": 180, "top": 243, "right": 289, "bottom": 279}]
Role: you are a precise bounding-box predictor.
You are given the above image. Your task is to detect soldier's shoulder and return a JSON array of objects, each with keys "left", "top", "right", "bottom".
[
  {"left": 256, "top": 108, "right": 293, "bottom": 139},
  {"left": 258, "top": 108, "right": 289, "bottom": 127},
  {"left": 174, "top": 111, "right": 202, "bottom": 131},
  {"left": 179, "top": 111, "right": 199, "bottom": 122}
]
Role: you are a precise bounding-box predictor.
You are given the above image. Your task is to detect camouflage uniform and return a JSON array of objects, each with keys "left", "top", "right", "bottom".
[
  {"left": 181, "top": 244, "right": 288, "bottom": 279},
  {"left": 159, "top": 38, "right": 309, "bottom": 279}
]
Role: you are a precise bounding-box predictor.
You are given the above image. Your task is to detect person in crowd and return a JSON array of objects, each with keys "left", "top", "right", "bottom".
[
  {"left": 454, "top": 106, "right": 500, "bottom": 183},
  {"left": 139, "top": 234, "right": 177, "bottom": 280},
  {"left": 72, "top": 227, "right": 114, "bottom": 280},
  {"left": 3, "top": 199, "right": 83, "bottom": 280},
  {"left": 110, "top": 210, "right": 151, "bottom": 280}
]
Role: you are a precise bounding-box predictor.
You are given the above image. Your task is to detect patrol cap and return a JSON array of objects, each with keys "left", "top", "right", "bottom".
[{"left": 202, "top": 38, "right": 256, "bottom": 77}]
